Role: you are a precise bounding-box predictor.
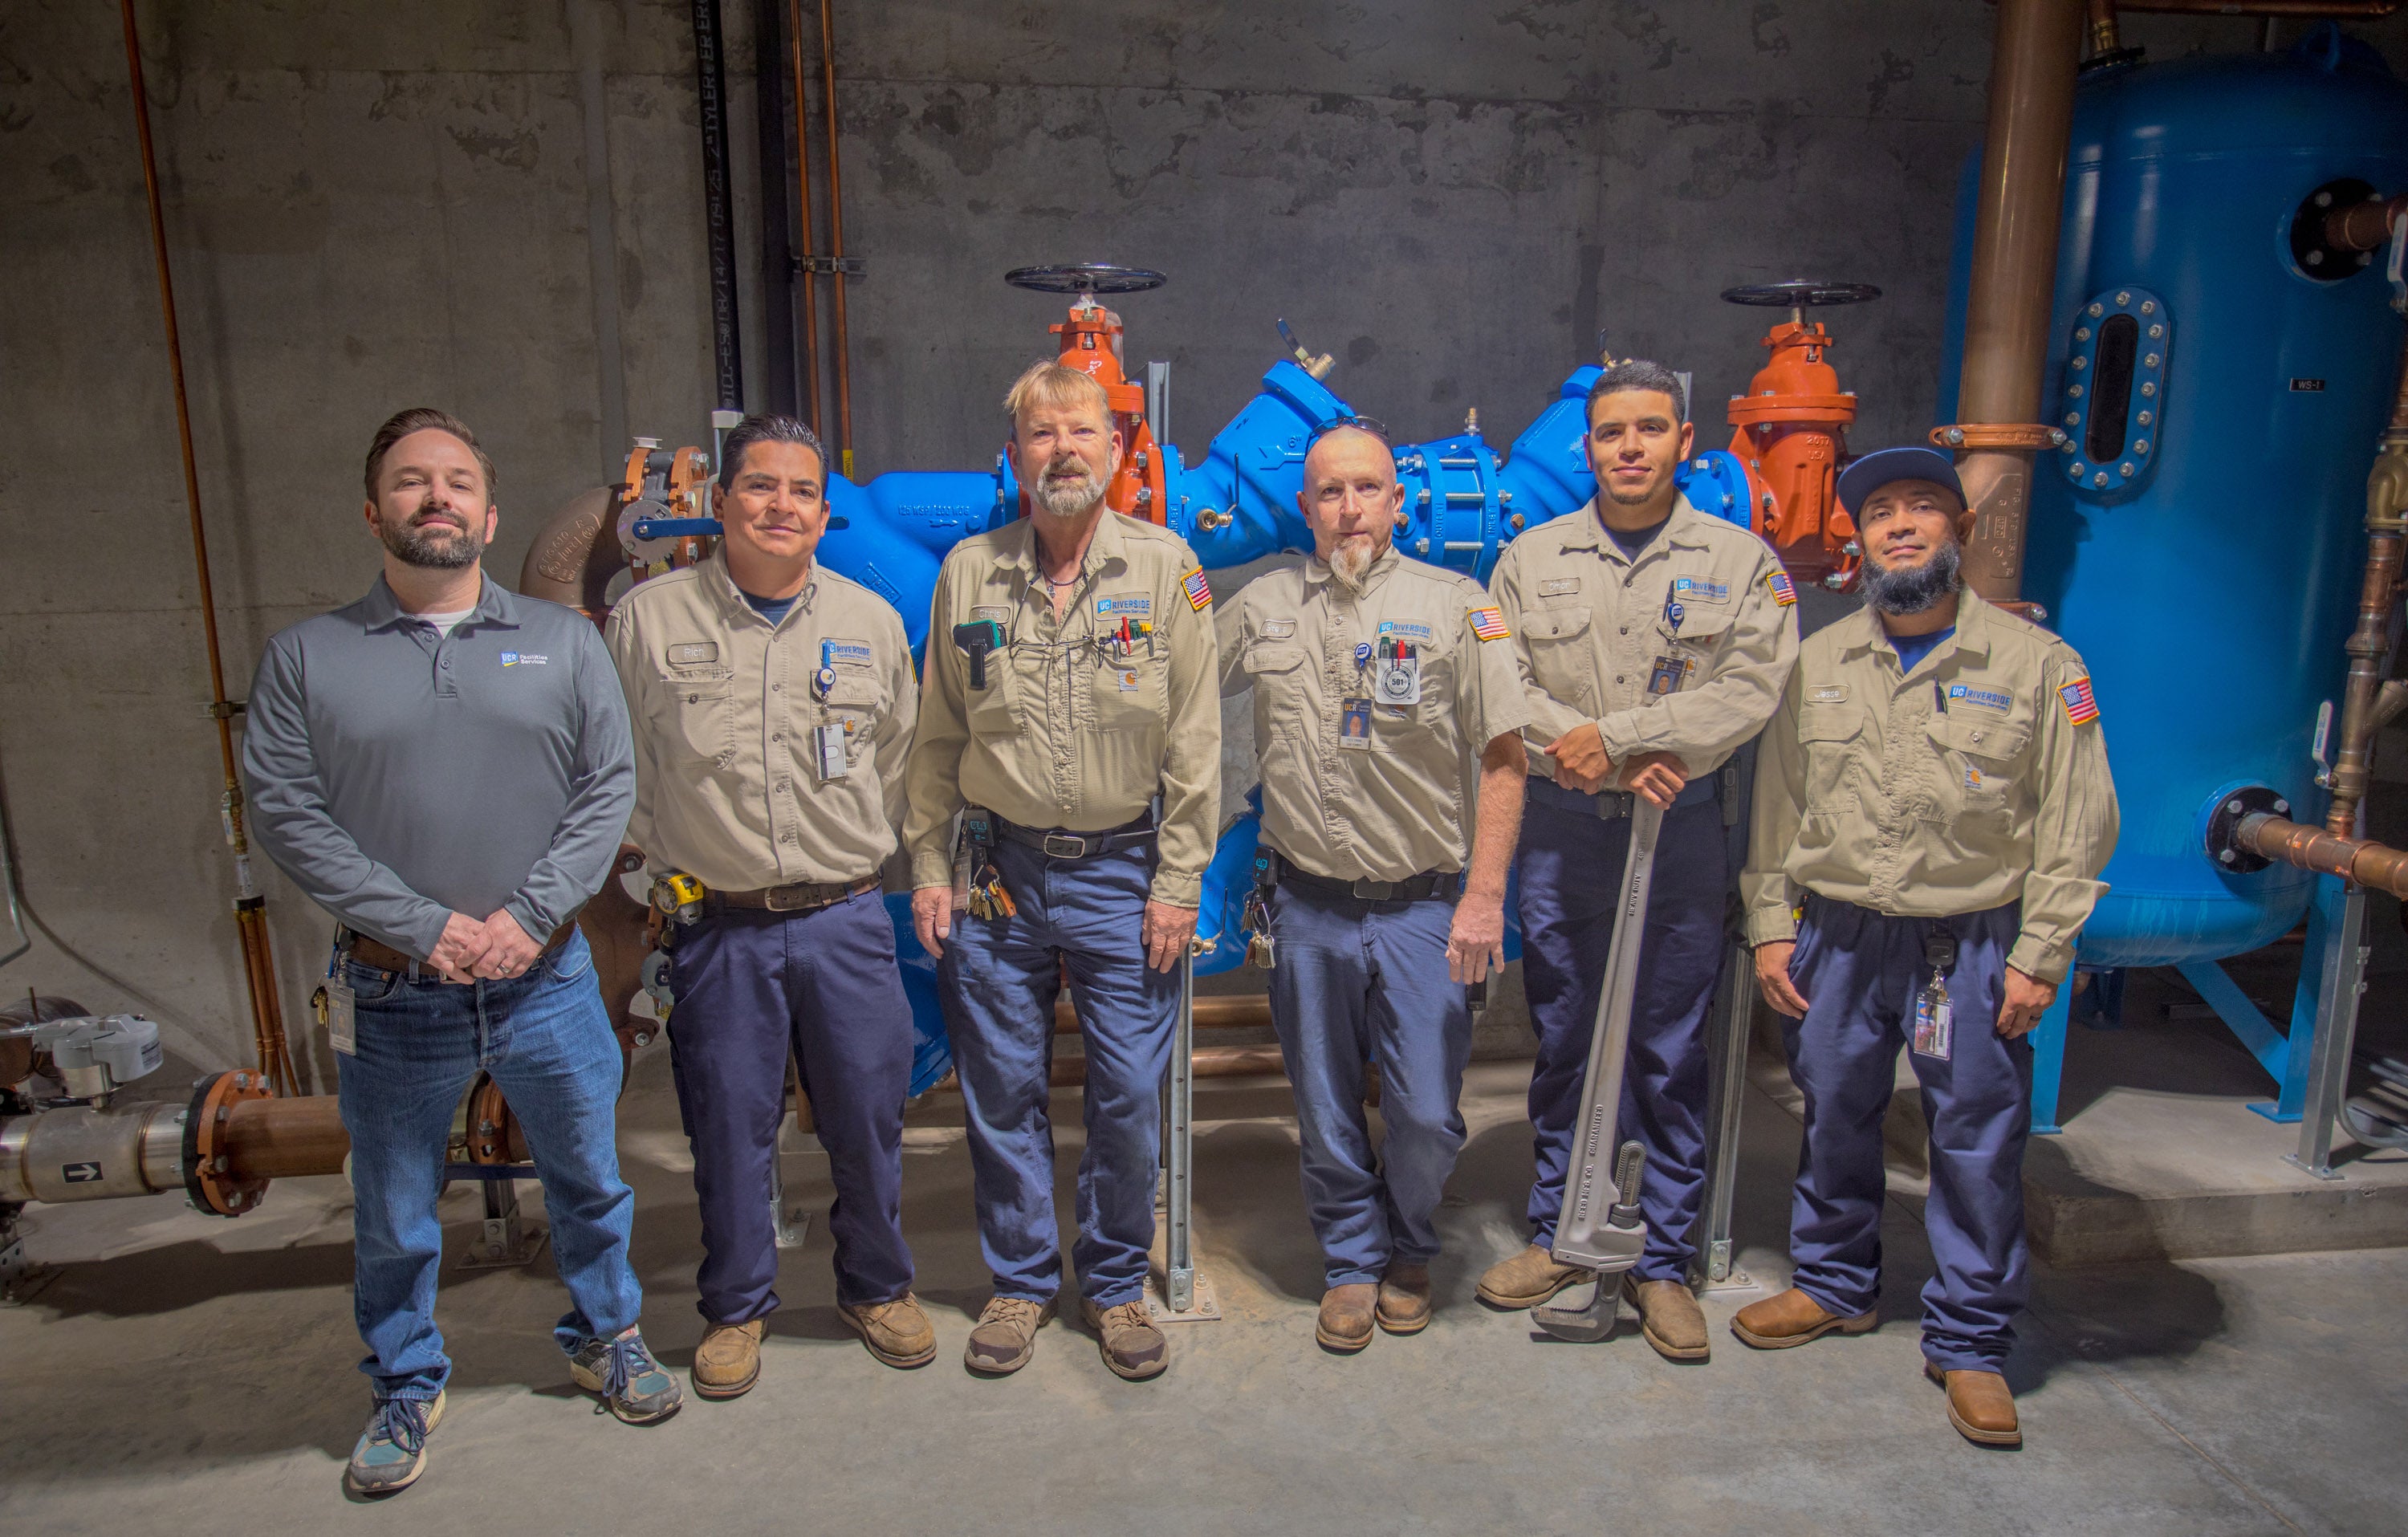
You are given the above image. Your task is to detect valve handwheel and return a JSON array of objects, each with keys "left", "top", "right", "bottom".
[
  {"left": 1004, "top": 263, "right": 1168, "bottom": 296},
  {"left": 1720, "top": 281, "right": 1881, "bottom": 308}
]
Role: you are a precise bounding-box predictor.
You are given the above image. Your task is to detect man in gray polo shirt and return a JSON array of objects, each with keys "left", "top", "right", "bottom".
[{"left": 243, "top": 407, "right": 679, "bottom": 1498}]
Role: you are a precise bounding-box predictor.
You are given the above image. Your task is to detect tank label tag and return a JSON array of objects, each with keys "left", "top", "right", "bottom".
[
  {"left": 2290, "top": 379, "right": 2325, "bottom": 392},
  {"left": 1947, "top": 684, "right": 2012, "bottom": 713}
]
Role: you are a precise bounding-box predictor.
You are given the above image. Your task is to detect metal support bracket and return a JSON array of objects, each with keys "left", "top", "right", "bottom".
[
  {"left": 795, "top": 255, "right": 865, "bottom": 277},
  {"left": 1693, "top": 939, "right": 1760, "bottom": 1294},
  {"left": 0, "top": 1210, "right": 57, "bottom": 1304},
  {"left": 1148, "top": 947, "right": 1218, "bottom": 1322},
  {"left": 771, "top": 1151, "right": 813, "bottom": 1250},
  {"left": 458, "top": 1175, "right": 548, "bottom": 1269},
  {"left": 2290, "top": 878, "right": 2371, "bottom": 1180}
]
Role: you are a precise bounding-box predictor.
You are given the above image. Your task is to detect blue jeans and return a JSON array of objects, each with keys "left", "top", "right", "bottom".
[
  {"left": 1783, "top": 896, "right": 2032, "bottom": 1373},
  {"left": 938, "top": 839, "right": 1176, "bottom": 1308},
  {"left": 336, "top": 929, "right": 641, "bottom": 1401},
  {"left": 1267, "top": 883, "right": 1472, "bottom": 1287},
  {"left": 1515, "top": 791, "right": 1728, "bottom": 1282},
  {"left": 665, "top": 890, "right": 915, "bottom": 1319}
]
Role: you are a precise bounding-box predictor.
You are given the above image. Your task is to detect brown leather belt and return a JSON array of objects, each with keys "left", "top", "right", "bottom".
[
  {"left": 708, "top": 875, "right": 881, "bottom": 913},
  {"left": 341, "top": 918, "right": 580, "bottom": 977}
]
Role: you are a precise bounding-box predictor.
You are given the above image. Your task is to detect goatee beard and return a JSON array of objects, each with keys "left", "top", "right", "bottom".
[
  {"left": 1328, "top": 538, "right": 1377, "bottom": 593},
  {"left": 380, "top": 510, "right": 485, "bottom": 570},
  {"left": 1861, "top": 539, "right": 1962, "bottom": 616}
]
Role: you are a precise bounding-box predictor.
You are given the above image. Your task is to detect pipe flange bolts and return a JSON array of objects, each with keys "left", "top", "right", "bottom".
[
  {"left": 2204, "top": 784, "right": 2293, "bottom": 874},
  {"left": 182, "top": 1069, "right": 272, "bottom": 1218}
]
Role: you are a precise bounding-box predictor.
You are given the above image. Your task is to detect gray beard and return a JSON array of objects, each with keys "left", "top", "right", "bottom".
[
  {"left": 1328, "top": 538, "right": 1377, "bottom": 592},
  {"left": 1861, "top": 539, "right": 1963, "bottom": 616},
  {"left": 1031, "top": 458, "right": 1112, "bottom": 521},
  {"left": 380, "top": 510, "right": 485, "bottom": 570}
]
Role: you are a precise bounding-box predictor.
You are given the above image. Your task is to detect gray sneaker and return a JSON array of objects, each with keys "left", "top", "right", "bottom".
[
  {"left": 567, "top": 1326, "right": 684, "bottom": 1424},
  {"left": 344, "top": 1391, "right": 445, "bottom": 1497}
]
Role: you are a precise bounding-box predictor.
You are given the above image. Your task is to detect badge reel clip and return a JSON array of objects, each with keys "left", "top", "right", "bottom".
[{"left": 1243, "top": 848, "right": 1278, "bottom": 969}]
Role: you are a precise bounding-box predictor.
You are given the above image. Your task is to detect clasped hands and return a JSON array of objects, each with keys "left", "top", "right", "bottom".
[
  {"left": 1542, "top": 722, "right": 1688, "bottom": 808},
  {"left": 425, "top": 909, "right": 546, "bottom": 984}
]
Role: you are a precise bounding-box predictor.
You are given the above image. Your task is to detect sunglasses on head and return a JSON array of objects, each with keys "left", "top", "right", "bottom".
[{"left": 1308, "top": 414, "right": 1391, "bottom": 445}]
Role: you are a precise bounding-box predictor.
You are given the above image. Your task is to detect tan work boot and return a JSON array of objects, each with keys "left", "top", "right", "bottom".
[
  {"left": 1926, "top": 1362, "right": 2022, "bottom": 1448},
  {"left": 1731, "top": 1286, "right": 1877, "bottom": 1349},
  {"left": 1080, "top": 1296, "right": 1169, "bottom": 1380},
  {"left": 840, "top": 1292, "right": 938, "bottom": 1368},
  {"left": 1625, "top": 1277, "right": 1710, "bottom": 1362},
  {"left": 1477, "top": 1244, "right": 1592, "bottom": 1310},
  {"left": 1316, "top": 1283, "right": 1378, "bottom": 1352},
  {"left": 1376, "top": 1263, "right": 1433, "bottom": 1336},
  {"left": 691, "top": 1318, "right": 765, "bottom": 1399},
  {"left": 962, "top": 1295, "right": 1054, "bottom": 1376}
]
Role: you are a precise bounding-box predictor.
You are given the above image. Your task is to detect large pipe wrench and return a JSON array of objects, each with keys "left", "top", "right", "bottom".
[{"left": 1530, "top": 796, "right": 1662, "bottom": 1343}]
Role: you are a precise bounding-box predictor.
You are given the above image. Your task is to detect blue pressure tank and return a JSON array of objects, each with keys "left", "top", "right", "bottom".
[{"left": 1938, "top": 35, "right": 2408, "bottom": 968}]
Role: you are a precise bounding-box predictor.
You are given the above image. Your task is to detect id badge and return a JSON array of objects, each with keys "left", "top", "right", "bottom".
[
  {"left": 1339, "top": 697, "right": 1374, "bottom": 749},
  {"left": 1911, "top": 985, "right": 1953, "bottom": 1061},
  {"left": 1647, "top": 654, "right": 1686, "bottom": 696},
  {"left": 326, "top": 974, "right": 357, "bottom": 1057},
  {"left": 811, "top": 722, "right": 849, "bottom": 782},
  {"left": 1373, "top": 657, "right": 1422, "bottom": 707}
]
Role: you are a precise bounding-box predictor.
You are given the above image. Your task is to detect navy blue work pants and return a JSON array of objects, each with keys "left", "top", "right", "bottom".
[
  {"left": 939, "top": 840, "right": 1177, "bottom": 1309},
  {"left": 1515, "top": 793, "right": 1728, "bottom": 1283},
  {"left": 1783, "top": 895, "right": 2032, "bottom": 1372},
  {"left": 665, "top": 889, "right": 916, "bottom": 1322}
]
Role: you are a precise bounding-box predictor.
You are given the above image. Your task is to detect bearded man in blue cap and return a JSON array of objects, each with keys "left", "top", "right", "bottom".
[{"left": 1735, "top": 447, "right": 2119, "bottom": 1450}]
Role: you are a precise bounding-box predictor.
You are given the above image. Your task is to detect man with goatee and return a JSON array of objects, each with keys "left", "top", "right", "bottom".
[
  {"left": 1735, "top": 447, "right": 2117, "bottom": 1451},
  {"left": 903, "top": 363, "right": 1220, "bottom": 1382}
]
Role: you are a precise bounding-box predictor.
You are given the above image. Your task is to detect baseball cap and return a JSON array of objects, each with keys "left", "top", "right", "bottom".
[{"left": 1836, "top": 446, "right": 1965, "bottom": 516}]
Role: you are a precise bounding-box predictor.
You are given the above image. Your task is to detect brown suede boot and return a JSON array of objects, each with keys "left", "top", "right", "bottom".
[
  {"left": 839, "top": 1293, "right": 938, "bottom": 1368},
  {"left": 1731, "top": 1286, "right": 1878, "bottom": 1349},
  {"left": 1625, "top": 1277, "right": 1710, "bottom": 1362},
  {"left": 962, "top": 1296, "right": 1054, "bottom": 1376},
  {"left": 1375, "top": 1263, "right": 1433, "bottom": 1335},
  {"left": 1080, "top": 1297, "right": 1169, "bottom": 1380},
  {"left": 1927, "top": 1362, "right": 2022, "bottom": 1448},
  {"left": 1317, "top": 1283, "right": 1378, "bottom": 1352},
  {"left": 691, "top": 1318, "right": 764, "bottom": 1400},
  {"left": 1475, "top": 1244, "right": 1592, "bottom": 1310}
]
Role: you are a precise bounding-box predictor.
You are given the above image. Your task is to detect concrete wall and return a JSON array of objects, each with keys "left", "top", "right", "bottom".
[{"left": 2, "top": 1, "right": 2404, "bottom": 1075}]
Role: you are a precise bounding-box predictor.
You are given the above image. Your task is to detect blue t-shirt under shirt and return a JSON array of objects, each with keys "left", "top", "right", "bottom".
[
  {"left": 742, "top": 588, "right": 799, "bottom": 628},
  {"left": 1890, "top": 625, "right": 1955, "bottom": 675},
  {"left": 1605, "top": 517, "right": 1668, "bottom": 560}
]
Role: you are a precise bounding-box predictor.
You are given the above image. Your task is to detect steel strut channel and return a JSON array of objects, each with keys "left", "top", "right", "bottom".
[
  {"left": 1148, "top": 943, "right": 1218, "bottom": 1320},
  {"left": 1531, "top": 797, "right": 1662, "bottom": 1343}
]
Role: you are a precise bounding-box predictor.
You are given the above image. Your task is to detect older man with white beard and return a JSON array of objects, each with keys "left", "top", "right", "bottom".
[
  {"left": 1219, "top": 421, "right": 1529, "bottom": 1352},
  {"left": 903, "top": 362, "right": 1220, "bottom": 1381}
]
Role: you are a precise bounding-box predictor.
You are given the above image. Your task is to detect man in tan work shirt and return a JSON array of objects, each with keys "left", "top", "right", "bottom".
[
  {"left": 1221, "top": 421, "right": 1529, "bottom": 1354},
  {"left": 1479, "top": 359, "right": 1799, "bottom": 1363},
  {"left": 903, "top": 361, "right": 1219, "bottom": 1382},
  {"left": 1735, "top": 446, "right": 2117, "bottom": 1451},
  {"left": 608, "top": 414, "right": 933, "bottom": 1398}
]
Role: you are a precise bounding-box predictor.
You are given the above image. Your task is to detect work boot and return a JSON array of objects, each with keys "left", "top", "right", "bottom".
[
  {"left": 344, "top": 1392, "right": 444, "bottom": 1497},
  {"left": 1926, "top": 1362, "right": 2023, "bottom": 1448},
  {"left": 567, "top": 1326, "right": 685, "bottom": 1424},
  {"left": 1476, "top": 1244, "right": 1592, "bottom": 1310},
  {"left": 840, "top": 1293, "right": 938, "bottom": 1368},
  {"left": 1080, "top": 1296, "right": 1170, "bottom": 1380},
  {"left": 1625, "top": 1277, "right": 1710, "bottom": 1362},
  {"left": 690, "top": 1318, "right": 764, "bottom": 1399},
  {"left": 1376, "top": 1263, "right": 1433, "bottom": 1336},
  {"left": 1731, "top": 1287, "right": 1878, "bottom": 1350},
  {"left": 1316, "top": 1283, "right": 1378, "bottom": 1352},
  {"left": 963, "top": 1295, "right": 1054, "bottom": 1376}
]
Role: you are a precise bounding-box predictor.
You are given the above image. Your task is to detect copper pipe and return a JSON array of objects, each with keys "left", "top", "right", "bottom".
[
  {"left": 221, "top": 1093, "right": 350, "bottom": 1181},
  {"left": 1955, "top": 0, "right": 2085, "bottom": 603},
  {"left": 118, "top": 0, "right": 295, "bottom": 1096},
  {"left": 2327, "top": 194, "right": 2408, "bottom": 255},
  {"left": 787, "top": 0, "right": 824, "bottom": 440},
  {"left": 2114, "top": 0, "right": 2398, "bottom": 14},
  {"left": 1055, "top": 994, "right": 1271, "bottom": 1033},
  {"left": 2330, "top": 332, "right": 2408, "bottom": 834},
  {"left": 818, "top": 0, "right": 854, "bottom": 478},
  {"left": 2235, "top": 814, "right": 2408, "bottom": 899},
  {"left": 2085, "top": 0, "right": 2121, "bottom": 54}
]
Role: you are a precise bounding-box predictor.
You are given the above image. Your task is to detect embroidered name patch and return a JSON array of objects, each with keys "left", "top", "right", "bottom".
[
  {"left": 1182, "top": 568, "right": 1213, "bottom": 612},
  {"left": 973, "top": 605, "right": 1011, "bottom": 623},
  {"left": 2060, "top": 677, "right": 2100, "bottom": 725},
  {"left": 1259, "top": 619, "right": 1297, "bottom": 639},
  {"left": 1539, "top": 577, "right": 1582, "bottom": 597},
  {"left": 1377, "top": 620, "right": 1435, "bottom": 641},
  {"left": 1767, "top": 571, "right": 1797, "bottom": 608},
  {"left": 1096, "top": 595, "right": 1153, "bottom": 617},
  {"left": 1673, "top": 576, "right": 1730, "bottom": 603},
  {"left": 1809, "top": 685, "right": 1849, "bottom": 703},
  {"left": 1467, "top": 606, "right": 1511, "bottom": 641},
  {"left": 667, "top": 642, "right": 719, "bottom": 665},
  {"left": 1948, "top": 683, "right": 2012, "bottom": 713}
]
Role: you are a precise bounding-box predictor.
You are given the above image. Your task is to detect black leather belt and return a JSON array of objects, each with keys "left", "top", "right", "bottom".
[
  {"left": 990, "top": 811, "right": 1157, "bottom": 860},
  {"left": 707, "top": 875, "right": 880, "bottom": 913},
  {"left": 340, "top": 917, "right": 580, "bottom": 978},
  {"left": 1277, "top": 864, "right": 1458, "bottom": 904}
]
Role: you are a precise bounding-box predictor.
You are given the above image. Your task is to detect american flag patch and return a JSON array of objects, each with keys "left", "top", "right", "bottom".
[
  {"left": 2059, "top": 677, "right": 2099, "bottom": 725},
  {"left": 1467, "top": 605, "right": 1511, "bottom": 641},
  {"left": 1766, "top": 570, "right": 1796, "bottom": 608},
  {"left": 1182, "top": 567, "right": 1212, "bottom": 612}
]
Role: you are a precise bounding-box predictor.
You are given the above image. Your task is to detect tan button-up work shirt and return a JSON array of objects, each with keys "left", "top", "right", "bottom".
[
  {"left": 606, "top": 550, "right": 917, "bottom": 893},
  {"left": 1220, "top": 547, "right": 1531, "bottom": 884},
  {"left": 1487, "top": 494, "right": 1798, "bottom": 782},
  {"left": 1740, "top": 592, "right": 2119, "bottom": 983},
  {"left": 903, "top": 512, "right": 1221, "bottom": 906}
]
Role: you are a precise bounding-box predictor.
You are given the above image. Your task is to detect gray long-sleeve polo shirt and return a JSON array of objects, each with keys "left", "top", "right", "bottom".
[{"left": 242, "top": 572, "right": 636, "bottom": 962}]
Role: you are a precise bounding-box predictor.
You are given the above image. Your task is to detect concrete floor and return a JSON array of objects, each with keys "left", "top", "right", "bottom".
[{"left": 4, "top": 1053, "right": 2405, "bottom": 1535}]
